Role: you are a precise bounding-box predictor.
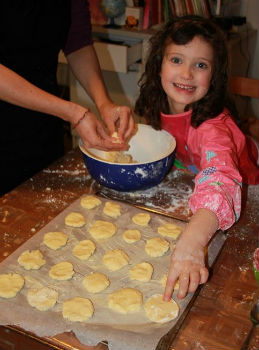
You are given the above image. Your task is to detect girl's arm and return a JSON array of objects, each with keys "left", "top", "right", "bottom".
[{"left": 163, "top": 208, "right": 218, "bottom": 301}]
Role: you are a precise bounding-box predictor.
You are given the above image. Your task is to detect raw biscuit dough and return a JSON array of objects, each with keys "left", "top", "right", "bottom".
[
  {"left": 108, "top": 288, "right": 143, "bottom": 314},
  {"left": 82, "top": 272, "right": 110, "bottom": 293},
  {"left": 0, "top": 273, "right": 24, "bottom": 298},
  {"left": 80, "top": 195, "right": 101, "bottom": 209},
  {"left": 160, "top": 274, "right": 179, "bottom": 290},
  {"left": 144, "top": 294, "right": 179, "bottom": 323},
  {"left": 43, "top": 231, "right": 68, "bottom": 250},
  {"left": 88, "top": 220, "right": 117, "bottom": 239},
  {"left": 18, "top": 249, "right": 46, "bottom": 270},
  {"left": 49, "top": 261, "right": 74, "bottom": 280},
  {"left": 72, "top": 240, "right": 96, "bottom": 260},
  {"left": 130, "top": 262, "right": 153, "bottom": 282},
  {"left": 122, "top": 229, "right": 141, "bottom": 243},
  {"left": 62, "top": 297, "right": 94, "bottom": 322},
  {"left": 103, "top": 201, "right": 121, "bottom": 218},
  {"left": 145, "top": 237, "right": 169, "bottom": 257},
  {"left": 65, "top": 212, "right": 86, "bottom": 227},
  {"left": 102, "top": 249, "right": 129, "bottom": 271},
  {"left": 132, "top": 213, "right": 150, "bottom": 226},
  {"left": 157, "top": 223, "right": 182, "bottom": 239},
  {"left": 27, "top": 286, "right": 58, "bottom": 311}
]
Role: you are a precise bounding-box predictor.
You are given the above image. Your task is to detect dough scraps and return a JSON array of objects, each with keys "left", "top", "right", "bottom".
[
  {"left": 145, "top": 237, "right": 169, "bottom": 257},
  {"left": 102, "top": 249, "right": 129, "bottom": 271},
  {"left": 72, "top": 240, "right": 96, "bottom": 260},
  {"left": 132, "top": 213, "right": 150, "bottom": 226},
  {"left": 65, "top": 212, "right": 86, "bottom": 227},
  {"left": 103, "top": 201, "right": 121, "bottom": 218},
  {"left": 49, "top": 261, "right": 74, "bottom": 280},
  {"left": 0, "top": 273, "right": 24, "bottom": 298},
  {"left": 18, "top": 250, "right": 46, "bottom": 270},
  {"left": 144, "top": 294, "right": 179, "bottom": 323},
  {"left": 157, "top": 223, "right": 182, "bottom": 239},
  {"left": 122, "top": 229, "right": 141, "bottom": 243},
  {"left": 62, "top": 297, "right": 94, "bottom": 322},
  {"left": 108, "top": 288, "right": 143, "bottom": 314},
  {"left": 130, "top": 262, "right": 153, "bottom": 282},
  {"left": 160, "top": 274, "right": 179, "bottom": 290},
  {"left": 27, "top": 286, "right": 58, "bottom": 311},
  {"left": 82, "top": 272, "right": 110, "bottom": 293},
  {"left": 88, "top": 220, "right": 117, "bottom": 239},
  {"left": 43, "top": 231, "right": 68, "bottom": 250},
  {"left": 80, "top": 195, "right": 102, "bottom": 209}
]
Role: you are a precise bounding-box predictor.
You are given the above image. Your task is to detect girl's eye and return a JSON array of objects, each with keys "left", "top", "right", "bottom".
[
  {"left": 171, "top": 57, "right": 182, "bottom": 64},
  {"left": 196, "top": 62, "right": 208, "bottom": 69}
]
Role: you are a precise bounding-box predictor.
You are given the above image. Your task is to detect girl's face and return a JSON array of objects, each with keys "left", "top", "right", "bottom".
[{"left": 160, "top": 36, "right": 213, "bottom": 114}]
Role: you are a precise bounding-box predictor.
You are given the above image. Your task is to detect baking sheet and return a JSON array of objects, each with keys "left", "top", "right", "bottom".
[{"left": 0, "top": 195, "right": 225, "bottom": 350}]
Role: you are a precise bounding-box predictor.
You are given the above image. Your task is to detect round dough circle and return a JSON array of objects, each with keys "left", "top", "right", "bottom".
[
  {"left": 145, "top": 237, "right": 169, "bottom": 257},
  {"left": 27, "top": 286, "right": 58, "bottom": 311},
  {"left": 157, "top": 223, "right": 182, "bottom": 239},
  {"left": 122, "top": 229, "right": 141, "bottom": 243},
  {"left": 49, "top": 261, "right": 74, "bottom": 280},
  {"left": 160, "top": 274, "right": 179, "bottom": 290},
  {"left": 102, "top": 249, "right": 129, "bottom": 271},
  {"left": 0, "top": 273, "right": 24, "bottom": 298},
  {"left": 72, "top": 240, "right": 96, "bottom": 260},
  {"left": 108, "top": 288, "right": 143, "bottom": 314},
  {"left": 18, "top": 250, "right": 46, "bottom": 270},
  {"left": 82, "top": 272, "right": 110, "bottom": 293},
  {"left": 80, "top": 195, "right": 101, "bottom": 209},
  {"left": 88, "top": 220, "right": 117, "bottom": 239},
  {"left": 144, "top": 294, "right": 179, "bottom": 323},
  {"left": 43, "top": 231, "right": 68, "bottom": 250},
  {"left": 65, "top": 212, "right": 86, "bottom": 227},
  {"left": 132, "top": 213, "right": 150, "bottom": 226},
  {"left": 103, "top": 201, "right": 121, "bottom": 218},
  {"left": 130, "top": 262, "right": 153, "bottom": 282},
  {"left": 62, "top": 297, "right": 94, "bottom": 322}
]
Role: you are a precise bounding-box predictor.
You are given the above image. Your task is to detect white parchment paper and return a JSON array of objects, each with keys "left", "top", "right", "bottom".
[{"left": 0, "top": 195, "right": 225, "bottom": 350}]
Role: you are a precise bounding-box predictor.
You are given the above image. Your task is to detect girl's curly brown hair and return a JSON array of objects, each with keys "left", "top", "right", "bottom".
[{"left": 135, "top": 15, "right": 238, "bottom": 129}]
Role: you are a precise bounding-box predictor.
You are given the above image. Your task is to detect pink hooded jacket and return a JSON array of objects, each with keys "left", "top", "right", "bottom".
[{"left": 161, "top": 109, "right": 259, "bottom": 230}]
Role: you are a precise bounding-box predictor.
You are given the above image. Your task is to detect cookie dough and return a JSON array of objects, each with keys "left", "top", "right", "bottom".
[
  {"left": 18, "top": 250, "right": 46, "bottom": 270},
  {"left": 144, "top": 294, "right": 179, "bottom": 323},
  {"left": 43, "top": 231, "right": 68, "bottom": 250},
  {"left": 132, "top": 213, "right": 150, "bottom": 226},
  {"left": 72, "top": 240, "right": 96, "bottom": 260},
  {"left": 102, "top": 249, "right": 129, "bottom": 271},
  {"left": 160, "top": 274, "right": 179, "bottom": 290},
  {"left": 49, "top": 261, "right": 74, "bottom": 280},
  {"left": 145, "top": 237, "right": 169, "bottom": 257},
  {"left": 0, "top": 273, "right": 24, "bottom": 298},
  {"left": 82, "top": 272, "right": 110, "bottom": 293},
  {"left": 27, "top": 286, "right": 58, "bottom": 311},
  {"left": 122, "top": 229, "right": 141, "bottom": 243},
  {"left": 103, "top": 201, "right": 121, "bottom": 218},
  {"left": 80, "top": 195, "right": 101, "bottom": 209},
  {"left": 88, "top": 220, "right": 117, "bottom": 239},
  {"left": 130, "top": 262, "right": 153, "bottom": 282},
  {"left": 62, "top": 297, "right": 94, "bottom": 322},
  {"left": 65, "top": 212, "right": 86, "bottom": 227},
  {"left": 108, "top": 288, "right": 143, "bottom": 314},
  {"left": 157, "top": 223, "right": 182, "bottom": 239}
]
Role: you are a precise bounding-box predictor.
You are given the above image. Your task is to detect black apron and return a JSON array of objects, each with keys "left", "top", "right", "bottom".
[{"left": 0, "top": 0, "right": 71, "bottom": 195}]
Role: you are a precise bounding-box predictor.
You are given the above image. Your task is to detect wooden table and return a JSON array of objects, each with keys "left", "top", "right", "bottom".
[{"left": 0, "top": 148, "right": 258, "bottom": 350}]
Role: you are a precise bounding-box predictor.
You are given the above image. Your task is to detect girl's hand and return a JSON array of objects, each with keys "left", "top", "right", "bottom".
[{"left": 163, "top": 239, "right": 209, "bottom": 301}]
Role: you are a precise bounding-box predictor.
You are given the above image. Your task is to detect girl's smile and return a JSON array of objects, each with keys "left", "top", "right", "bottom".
[{"left": 160, "top": 36, "right": 213, "bottom": 114}]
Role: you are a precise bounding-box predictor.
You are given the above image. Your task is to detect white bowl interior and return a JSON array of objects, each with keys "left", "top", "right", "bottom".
[{"left": 80, "top": 124, "right": 176, "bottom": 164}]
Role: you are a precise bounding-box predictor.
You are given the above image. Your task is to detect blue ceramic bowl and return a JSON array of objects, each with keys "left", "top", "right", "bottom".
[{"left": 79, "top": 124, "right": 176, "bottom": 192}]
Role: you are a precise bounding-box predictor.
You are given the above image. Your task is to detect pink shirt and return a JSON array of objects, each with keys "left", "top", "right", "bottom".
[{"left": 161, "top": 109, "right": 259, "bottom": 230}]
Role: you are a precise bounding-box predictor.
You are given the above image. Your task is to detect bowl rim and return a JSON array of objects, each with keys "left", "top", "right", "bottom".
[{"left": 79, "top": 124, "right": 176, "bottom": 165}]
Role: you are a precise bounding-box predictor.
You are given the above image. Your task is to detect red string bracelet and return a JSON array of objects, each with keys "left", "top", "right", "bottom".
[{"left": 72, "top": 108, "right": 90, "bottom": 130}]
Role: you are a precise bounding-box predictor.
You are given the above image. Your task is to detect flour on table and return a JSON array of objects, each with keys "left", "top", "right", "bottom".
[
  {"left": 129, "top": 262, "right": 153, "bottom": 282},
  {"left": 0, "top": 273, "right": 24, "bottom": 298},
  {"left": 80, "top": 195, "right": 101, "bottom": 209},
  {"left": 62, "top": 297, "right": 94, "bottom": 322},
  {"left": 88, "top": 220, "right": 117, "bottom": 239},
  {"left": 108, "top": 288, "right": 143, "bottom": 314},
  {"left": 103, "top": 201, "right": 121, "bottom": 218},
  {"left": 122, "top": 229, "right": 141, "bottom": 243},
  {"left": 102, "top": 249, "right": 129, "bottom": 271},
  {"left": 157, "top": 223, "right": 182, "bottom": 239},
  {"left": 144, "top": 294, "right": 179, "bottom": 323},
  {"left": 72, "top": 240, "right": 96, "bottom": 260},
  {"left": 26, "top": 286, "right": 58, "bottom": 311},
  {"left": 82, "top": 272, "right": 110, "bottom": 293},
  {"left": 132, "top": 213, "right": 151, "bottom": 226},
  {"left": 65, "top": 212, "right": 86, "bottom": 227},
  {"left": 145, "top": 237, "right": 169, "bottom": 257},
  {"left": 43, "top": 231, "right": 68, "bottom": 250},
  {"left": 49, "top": 261, "right": 74, "bottom": 280},
  {"left": 18, "top": 250, "right": 46, "bottom": 270}
]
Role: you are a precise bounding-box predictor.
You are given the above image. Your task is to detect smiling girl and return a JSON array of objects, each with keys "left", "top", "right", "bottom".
[{"left": 135, "top": 15, "right": 259, "bottom": 301}]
